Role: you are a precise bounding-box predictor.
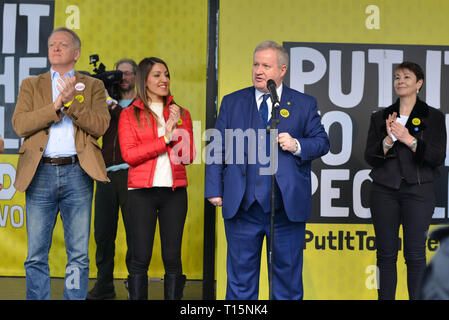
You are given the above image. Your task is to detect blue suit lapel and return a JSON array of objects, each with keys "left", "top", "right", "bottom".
[
  {"left": 277, "top": 85, "right": 294, "bottom": 130},
  {"left": 236, "top": 87, "right": 257, "bottom": 130},
  {"left": 232, "top": 87, "right": 257, "bottom": 174}
]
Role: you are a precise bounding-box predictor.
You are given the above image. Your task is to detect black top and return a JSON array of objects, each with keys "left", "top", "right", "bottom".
[
  {"left": 101, "top": 100, "right": 134, "bottom": 168},
  {"left": 364, "top": 98, "right": 446, "bottom": 189}
]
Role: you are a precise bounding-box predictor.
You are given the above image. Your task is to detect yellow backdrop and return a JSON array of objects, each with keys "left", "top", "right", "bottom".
[
  {"left": 1, "top": 0, "right": 449, "bottom": 300},
  {"left": 0, "top": 0, "right": 208, "bottom": 280},
  {"left": 216, "top": 0, "right": 449, "bottom": 299}
]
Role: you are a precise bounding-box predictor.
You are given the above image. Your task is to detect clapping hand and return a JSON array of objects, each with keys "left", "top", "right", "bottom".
[
  {"left": 390, "top": 117, "right": 413, "bottom": 144},
  {"left": 165, "top": 104, "right": 181, "bottom": 142},
  {"left": 54, "top": 75, "right": 76, "bottom": 111},
  {"left": 384, "top": 112, "right": 397, "bottom": 145}
]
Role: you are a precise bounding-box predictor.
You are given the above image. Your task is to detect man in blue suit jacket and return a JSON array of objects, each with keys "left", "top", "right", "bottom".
[{"left": 205, "top": 41, "right": 329, "bottom": 300}]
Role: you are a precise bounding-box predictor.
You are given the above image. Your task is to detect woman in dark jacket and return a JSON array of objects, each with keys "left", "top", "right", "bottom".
[{"left": 365, "top": 61, "right": 446, "bottom": 300}]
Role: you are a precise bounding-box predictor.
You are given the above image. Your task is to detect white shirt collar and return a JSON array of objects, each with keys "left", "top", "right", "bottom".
[
  {"left": 255, "top": 82, "right": 283, "bottom": 103},
  {"left": 50, "top": 68, "right": 75, "bottom": 80}
]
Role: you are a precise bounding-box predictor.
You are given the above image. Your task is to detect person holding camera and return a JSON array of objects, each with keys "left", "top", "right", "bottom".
[
  {"left": 118, "top": 57, "right": 195, "bottom": 300},
  {"left": 87, "top": 59, "right": 137, "bottom": 300}
]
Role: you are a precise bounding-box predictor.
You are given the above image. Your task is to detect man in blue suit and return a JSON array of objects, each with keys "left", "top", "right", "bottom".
[{"left": 205, "top": 41, "right": 329, "bottom": 300}]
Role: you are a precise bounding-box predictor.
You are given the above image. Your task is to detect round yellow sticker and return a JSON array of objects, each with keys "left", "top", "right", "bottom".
[
  {"left": 177, "top": 119, "right": 183, "bottom": 125},
  {"left": 280, "top": 109, "right": 289, "bottom": 118},
  {"left": 75, "top": 94, "right": 84, "bottom": 103},
  {"left": 412, "top": 117, "right": 421, "bottom": 126}
]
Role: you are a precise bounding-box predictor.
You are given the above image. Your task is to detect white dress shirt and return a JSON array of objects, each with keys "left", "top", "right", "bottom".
[{"left": 43, "top": 68, "right": 77, "bottom": 157}]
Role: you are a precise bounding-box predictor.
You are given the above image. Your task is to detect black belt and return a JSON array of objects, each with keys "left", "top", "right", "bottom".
[{"left": 42, "top": 155, "right": 78, "bottom": 165}]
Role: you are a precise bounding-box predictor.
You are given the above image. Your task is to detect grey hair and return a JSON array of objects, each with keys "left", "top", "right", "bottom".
[
  {"left": 115, "top": 59, "right": 138, "bottom": 74},
  {"left": 254, "top": 40, "right": 289, "bottom": 68},
  {"left": 48, "top": 27, "right": 81, "bottom": 50}
]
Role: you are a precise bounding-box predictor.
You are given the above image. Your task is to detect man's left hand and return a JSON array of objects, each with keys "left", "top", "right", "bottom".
[
  {"left": 56, "top": 75, "right": 77, "bottom": 105},
  {"left": 277, "top": 132, "right": 298, "bottom": 153}
]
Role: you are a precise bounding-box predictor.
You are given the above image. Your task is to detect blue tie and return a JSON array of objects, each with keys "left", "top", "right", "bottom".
[{"left": 259, "top": 94, "right": 269, "bottom": 126}]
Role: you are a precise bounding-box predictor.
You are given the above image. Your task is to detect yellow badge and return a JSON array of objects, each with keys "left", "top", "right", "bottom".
[
  {"left": 75, "top": 94, "right": 84, "bottom": 103},
  {"left": 412, "top": 117, "right": 421, "bottom": 126},
  {"left": 280, "top": 109, "right": 289, "bottom": 118},
  {"left": 177, "top": 119, "right": 183, "bottom": 125}
]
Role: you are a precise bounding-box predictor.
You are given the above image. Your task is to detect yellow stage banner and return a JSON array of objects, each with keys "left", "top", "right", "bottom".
[
  {"left": 0, "top": 0, "right": 207, "bottom": 280},
  {"left": 216, "top": 0, "right": 449, "bottom": 300}
]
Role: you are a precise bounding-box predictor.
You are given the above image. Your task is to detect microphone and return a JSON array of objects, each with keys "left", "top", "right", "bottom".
[{"left": 266, "top": 79, "right": 280, "bottom": 109}]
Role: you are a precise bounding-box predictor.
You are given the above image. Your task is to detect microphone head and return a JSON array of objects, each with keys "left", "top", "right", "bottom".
[{"left": 266, "top": 79, "right": 276, "bottom": 91}]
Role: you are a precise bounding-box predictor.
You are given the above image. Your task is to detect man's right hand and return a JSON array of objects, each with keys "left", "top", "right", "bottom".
[
  {"left": 54, "top": 94, "right": 63, "bottom": 111},
  {"left": 208, "top": 197, "right": 223, "bottom": 207},
  {"left": 54, "top": 75, "right": 77, "bottom": 111}
]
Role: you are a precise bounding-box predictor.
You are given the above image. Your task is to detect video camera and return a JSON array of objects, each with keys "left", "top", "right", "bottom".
[{"left": 84, "top": 54, "right": 122, "bottom": 100}]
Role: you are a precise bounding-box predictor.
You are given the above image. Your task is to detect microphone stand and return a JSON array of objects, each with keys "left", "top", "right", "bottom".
[{"left": 267, "top": 98, "right": 279, "bottom": 301}]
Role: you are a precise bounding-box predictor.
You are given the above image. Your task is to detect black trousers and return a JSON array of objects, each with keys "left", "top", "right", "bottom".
[
  {"left": 127, "top": 187, "right": 187, "bottom": 276},
  {"left": 93, "top": 169, "right": 131, "bottom": 285},
  {"left": 370, "top": 181, "right": 435, "bottom": 300}
]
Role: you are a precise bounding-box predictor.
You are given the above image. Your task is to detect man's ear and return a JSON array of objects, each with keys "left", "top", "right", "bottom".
[
  {"left": 74, "top": 49, "right": 81, "bottom": 62},
  {"left": 280, "top": 64, "right": 287, "bottom": 79}
]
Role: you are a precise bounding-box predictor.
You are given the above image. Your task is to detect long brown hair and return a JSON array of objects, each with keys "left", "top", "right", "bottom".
[{"left": 134, "top": 57, "right": 175, "bottom": 127}]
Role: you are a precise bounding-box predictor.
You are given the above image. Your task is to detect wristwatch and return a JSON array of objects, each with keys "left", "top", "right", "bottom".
[{"left": 382, "top": 137, "right": 394, "bottom": 149}]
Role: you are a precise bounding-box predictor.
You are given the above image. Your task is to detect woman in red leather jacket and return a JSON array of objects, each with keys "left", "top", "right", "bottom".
[{"left": 118, "top": 57, "right": 195, "bottom": 300}]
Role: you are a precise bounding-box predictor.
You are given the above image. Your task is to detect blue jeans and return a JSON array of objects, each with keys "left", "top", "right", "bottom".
[{"left": 24, "top": 161, "right": 93, "bottom": 300}]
